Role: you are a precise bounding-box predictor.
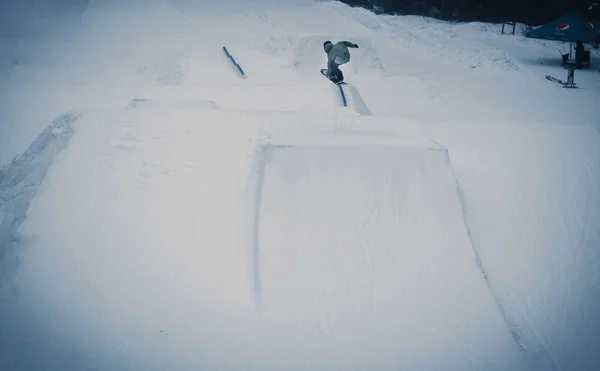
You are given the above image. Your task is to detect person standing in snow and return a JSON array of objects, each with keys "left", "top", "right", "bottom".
[
  {"left": 323, "top": 40, "right": 359, "bottom": 83},
  {"left": 575, "top": 40, "right": 585, "bottom": 69}
]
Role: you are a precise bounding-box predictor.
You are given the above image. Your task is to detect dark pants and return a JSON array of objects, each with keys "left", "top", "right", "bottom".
[
  {"left": 327, "top": 60, "right": 344, "bottom": 82},
  {"left": 575, "top": 51, "right": 583, "bottom": 69}
]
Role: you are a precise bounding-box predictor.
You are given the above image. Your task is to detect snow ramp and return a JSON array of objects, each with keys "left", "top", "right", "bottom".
[
  {"left": 0, "top": 108, "right": 528, "bottom": 370},
  {"left": 246, "top": 133, "right": 526, "bottom": 370}
]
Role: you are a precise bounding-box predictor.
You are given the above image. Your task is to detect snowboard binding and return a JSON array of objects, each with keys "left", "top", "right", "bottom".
[{"left": 320, "top": 69, "right": 346, "bottom": 85}]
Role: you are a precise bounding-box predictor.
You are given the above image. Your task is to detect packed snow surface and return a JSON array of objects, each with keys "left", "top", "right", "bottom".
[{"left": 1, "top": 0, "right": 600, "bottom": 370}]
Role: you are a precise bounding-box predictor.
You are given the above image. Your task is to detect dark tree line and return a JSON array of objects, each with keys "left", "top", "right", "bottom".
[{"left": 339, "top": 0, "right": 600, "bottom": 25}]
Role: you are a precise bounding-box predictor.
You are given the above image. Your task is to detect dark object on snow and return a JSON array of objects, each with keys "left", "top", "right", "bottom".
[
  {"left": 323, "top": 40, "right": 358, "bottom": 84},
  {"left": 557, "top": 42, "right": 591, "bottom": 68},
  {"left": 546, "top": 66, "right": 577, "bottom": 88},
  {"left": 576, "top": 40, "right": 586, "bottom": 68},
  {"left": 320, "top": 69, "right": 347, "bottom": 107},
  {"left": 222, "top": 46, "right": 245, "bottom": 77},
  {"left": 501, "top": 21, "right": 516, "bottom": 35}
]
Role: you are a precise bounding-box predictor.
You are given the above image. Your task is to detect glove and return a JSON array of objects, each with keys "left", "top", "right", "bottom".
[{"left": 353, "top": 43, "right": 359, "bottom": 48}]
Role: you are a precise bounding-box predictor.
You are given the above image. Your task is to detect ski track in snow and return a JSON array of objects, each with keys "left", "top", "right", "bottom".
[{"left": 245, "top": 136, "right": 276, "bottom": 308}]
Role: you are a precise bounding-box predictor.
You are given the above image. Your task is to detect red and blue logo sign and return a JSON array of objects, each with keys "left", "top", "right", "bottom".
[
  {"left": 585, "top": 21, "right": 595, "bottom": 30},
  {"left": 556, "top": 23, "right": 570, "bottom": 31}
]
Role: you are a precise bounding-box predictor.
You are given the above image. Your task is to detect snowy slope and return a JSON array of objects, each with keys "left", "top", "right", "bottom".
[
  {"left": 254, "top": 143, "right": 519, "bottom": 369},
  {"left": 1, "top": 0, "right": 600, "bottom": 370}
]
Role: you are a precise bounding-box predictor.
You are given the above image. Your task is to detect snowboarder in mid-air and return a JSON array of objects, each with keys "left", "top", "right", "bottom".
[{"left": 321, "top": 40, "right": 359, "bottom": 84}]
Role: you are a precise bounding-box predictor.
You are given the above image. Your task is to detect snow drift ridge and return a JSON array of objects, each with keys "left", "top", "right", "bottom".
[{"left": 0, "top": 112, "right": 75, "bottom": 288}]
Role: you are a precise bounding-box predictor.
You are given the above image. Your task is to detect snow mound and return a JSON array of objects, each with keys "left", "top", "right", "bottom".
[
  {"left": 3, "top": 105, "right": 600, "bottom": 369},
  {"left": 244, "top": 142, "right": 524, "bottom": 369},
  {"left": 0, "top": 112, "right": 75, "bottom": 288},
  {"left": 139, "top": 52, "right": 247, "bottom": 85},
  {"left": 431, "top": 121, "right": 600, "bottom": 371},
  {"left": 5, "top": 108, "right": 529, "bottom": 370},
  {"left": 328, "top": 2, "right": 383, "bottom": 31},
  {"left": 382, "top": 16, "right": 520, "bottom": 71}
]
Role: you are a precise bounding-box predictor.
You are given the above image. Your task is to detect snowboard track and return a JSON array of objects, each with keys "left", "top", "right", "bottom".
[{"left": 246, "top": 136, "right": 287, "bottom": 309}]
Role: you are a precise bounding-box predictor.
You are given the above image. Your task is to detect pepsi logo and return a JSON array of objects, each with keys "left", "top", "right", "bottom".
[
  {"left": 585, "top": 21, "right": 595, "bottom": 30},
  {"left": 556, "top": 23, "right": 570, "bottom": 31}
]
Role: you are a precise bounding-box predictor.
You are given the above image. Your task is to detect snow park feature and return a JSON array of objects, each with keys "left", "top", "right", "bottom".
[
  {"left": 1, "top": 0, "right": 600, "bottom": 370},
  {"left": 249, "top": 140, "right": 521, "bottom": 369},
  {"left": 222, "top": 46, "right": 246, "bottom": 77}
]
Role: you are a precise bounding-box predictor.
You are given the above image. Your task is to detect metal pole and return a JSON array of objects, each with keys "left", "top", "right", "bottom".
[
  {"left": 567, "top": 67, "right": 574, "bottom": 85},
  {"left": 570, "top": 42, "right": 573, "bottom": 60}
]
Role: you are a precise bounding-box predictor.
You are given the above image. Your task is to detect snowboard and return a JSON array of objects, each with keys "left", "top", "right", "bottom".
[
  {"left": 320, "top": 69, "right": 347, "bottom": 106},
  {"left": 320, "top": 69, "right": 347, "bottom": 85},
  {"left": 545, "top": 74, "right": 577, "bottom": 88}
]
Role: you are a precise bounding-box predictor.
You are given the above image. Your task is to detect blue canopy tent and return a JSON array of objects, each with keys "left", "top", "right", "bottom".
[
  {"left": 526, "top": 13, "right": 600, "bottom": 61},
  {"left": 526, "top": 12, "right": 600, "bottom": 42}
]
